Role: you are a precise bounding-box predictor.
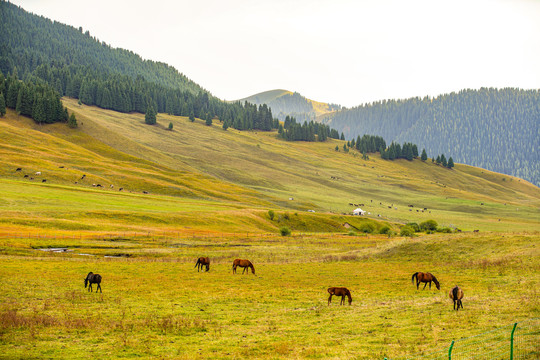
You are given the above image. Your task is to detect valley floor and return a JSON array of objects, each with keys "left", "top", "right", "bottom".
[{"left": 0, "top": 232, "right": 538, "bottom": 359}]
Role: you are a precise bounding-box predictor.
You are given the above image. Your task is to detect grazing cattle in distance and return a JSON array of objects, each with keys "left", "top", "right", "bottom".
[
  {"left": 142, "top": 191, "right": 148, "bottom": 194},
  {"left": 327, "top": 287, "right": 352, "bottom": 305},
  {"left": 42, "top": 179, "right": 46, "bottom": 183},
  {"left": 110, "top": 185, "right": 114, "bottom": 189},
  {"left": 119, "top": 188, "right": 123, "bottom": 191},
  {"left": 473, "top": 230, "right": 480, "bottom": 233},
  {"left": 408, "top": 204, "right": 414, "bottom": 207},
  {"left": 24, "top": 175, "right": 28, "bottom": 178},
  {"left": 81, "top": 174, "right": 86, "bottom": 180},
  {"left": 412, "top": 272, "right": 440, "bottom": 290},
  {"left": 84, "top": 272, "right": 102, "bottom": 293},
  {"left": 16, "top": 168, "right": 22, "bottom": 171},
  {"left": 232, "top": 259, "right": 255, "bottom": 275},
  {"left": 35, "top": 171, "right": 41, "bottom": 175},
  {"left": 449, "top": 286, "right": 464, "bottom": 310},
  {"left": 195, "top": 257, "right": 210, "bottom": 272}
]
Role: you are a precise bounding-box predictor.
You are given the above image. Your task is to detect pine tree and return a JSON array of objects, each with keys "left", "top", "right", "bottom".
[
  {"left": 436, "top": 155, "right": 441, "bottom": 165},
  {"left": 189, "top": 110, "right": 195, "bottom": 122},
  {"left": 0, "top": 93, "right": 6, "bottom": 117},
  {"left": 145, "top": 105, "right": 157, "bottom": 125},
  {"left": 168, "top": 122, "right": 173, "bottom": 130},
  {"left": 421, "top": 148, "right": 428, "bottom": 161},
  {"left": 447, "top": 157, "right": 454, "bottom": 169},
  {"left": 205, "top": 117, "right": 212, "bottom": 126},
  {"left": 441, "top": 154, "right": 447, "bottom": 167},
  {"left": 68, "top": 112, "right": 78, "bottom": 128},
  {"left": 223, "top": 121, "right": 229, "bottom": 130}
]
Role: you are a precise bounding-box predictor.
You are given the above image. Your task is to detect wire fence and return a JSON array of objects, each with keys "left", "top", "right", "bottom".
[{"left": 387, "top": 318, "right": 539, "bottom": 360}]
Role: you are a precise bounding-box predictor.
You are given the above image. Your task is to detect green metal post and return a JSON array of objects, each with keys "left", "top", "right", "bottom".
[
  {"left": 510, "top": 322, "right": 518, "bottom": 360},
  {"left": 448, "top": 340, "right": 455, "bottom": 360}
]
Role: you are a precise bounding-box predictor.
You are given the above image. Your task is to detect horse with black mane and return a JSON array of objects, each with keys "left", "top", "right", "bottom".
[
  {"left": 232, "top": 259, "right": 255, "bottom": 275},
  {"left": 84, "top": 272, "right": 102, "bottom": 293},
  {"left": 327, "top": 287, "right": 352, "bottom": 305},
  {"left": 411, "top": 272, "right": 440, "bottom": 290},
  {"left": 449, "top": 286, "right": 464, "bottom": 310},
  {"left": 195, "top": 257, "right": 210, "bottom": 272}
]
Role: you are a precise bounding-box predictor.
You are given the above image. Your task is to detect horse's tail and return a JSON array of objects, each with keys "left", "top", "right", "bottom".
[
  {"left": 412, "top": 272, "right": 418, "bottom": 283},
  {"left": 452, "top": 286, "right": 459, "bottom": 300}
]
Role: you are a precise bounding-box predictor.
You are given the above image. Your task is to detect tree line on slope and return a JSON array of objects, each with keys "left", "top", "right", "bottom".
[{"left": 323, "top": 88, "right": 539, "bottom": 185}]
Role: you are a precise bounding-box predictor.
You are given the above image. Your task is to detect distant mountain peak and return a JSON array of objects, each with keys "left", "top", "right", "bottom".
[{"left": 237, "top": 89, "right": 341, "bottom": 123}]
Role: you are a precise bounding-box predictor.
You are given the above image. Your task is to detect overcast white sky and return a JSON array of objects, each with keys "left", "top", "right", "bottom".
[{"left": 10, "top": 0, "right": 540, "bottom": 107}]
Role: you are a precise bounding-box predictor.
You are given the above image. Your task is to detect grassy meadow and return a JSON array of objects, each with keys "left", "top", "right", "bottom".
[
  {"left": 0, "top": 102, "right": 539, "bottom": 359},
  {"left": 0, "top": 232, "right": 538, "bottom": 359}
]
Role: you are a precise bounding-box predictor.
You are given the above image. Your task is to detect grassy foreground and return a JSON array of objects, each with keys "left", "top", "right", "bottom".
[{"left": 0, "top": 232, "right": 538, "bottom": 359}]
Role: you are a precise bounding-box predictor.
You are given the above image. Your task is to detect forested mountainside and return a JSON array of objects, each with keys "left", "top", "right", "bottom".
[
  {"left": 323, "top": 88, "right": 540, "bottom": 186},
  {"left": 0, "top": 1, "right": 203, "bottom": 94},
  {"left": 0, "top": 1, "right": 281, "bottom": 132},
  {"left": 239, "top": 90, "right": 341, "bottom": 123}
]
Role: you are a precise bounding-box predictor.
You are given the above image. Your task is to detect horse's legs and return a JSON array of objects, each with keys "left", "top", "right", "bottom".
[
  {"left": 422, "top": 282, "right": 428, "bottom": 290},
  {"left": 341, "top": 295, "right": 345, "bottom": 305},
  {"left": 416, "top": 281, "right": 420, "bottom": 290},
  {"left": 328, "top": 294, "right": 333, "bottom": 305},
  {"left": 98, "top": 283, "right": 102, "bottom": 293}
]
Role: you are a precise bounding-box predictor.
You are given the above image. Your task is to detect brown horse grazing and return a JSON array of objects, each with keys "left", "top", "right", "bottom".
[
  {"left": 84, "top": 272, "right": 102, "bottom": 293},
  {"left": 449, "top": 286, "right": 464, "bottom": 310},
  {"left": 232, "top": 259, "right": 255, "bottom": 275},
  {"left": 195, "top": 257, "right": 210, "bottom": 272},
  {"left": 411, "top": 272, "right": 440, "bottom": 290},
  {"left": 327, "top": 287, "right": 352, "bottom": 305}
]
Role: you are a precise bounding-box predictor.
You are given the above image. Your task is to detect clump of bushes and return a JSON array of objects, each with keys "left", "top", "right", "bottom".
[
  {"left": 280, "top": 226, "right": 291, "bottom": 236},
  {"left": 358, "top": 223, "right": 375, "bottom": 234},
  {"left": 419, "top": 219, "right": 438, "bottom": 231},
  {"left": 379, "top": 226, "right": 391, "bottom": 235},
  {"left": 406, "top": 222, "right": 420, "bottom": 232},
  {"left": 400, "top": 226, "right": 415, "bottom": 237},
  {"left": 268, "top": 210, "right": 275, "bottom": 220}
]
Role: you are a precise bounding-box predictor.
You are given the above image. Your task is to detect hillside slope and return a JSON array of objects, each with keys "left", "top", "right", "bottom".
[{"left": 1, "top": 101, "right": 538, "bottom": 234}]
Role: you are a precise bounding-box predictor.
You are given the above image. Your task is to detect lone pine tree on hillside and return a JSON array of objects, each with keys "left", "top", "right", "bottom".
[
  {"left": 68, "top": 112, "right": 77, "bottom": 128},
  {"left": 145, "top": 105, "right": 157, "bottom": 125}
]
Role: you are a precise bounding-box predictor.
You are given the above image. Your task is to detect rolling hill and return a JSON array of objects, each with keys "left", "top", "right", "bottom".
[{"left": 1, "top": 101, "right": 538, "bottom": 235}]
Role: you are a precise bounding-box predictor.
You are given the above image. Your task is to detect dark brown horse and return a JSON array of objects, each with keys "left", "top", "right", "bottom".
[
  {"left": 84, "top": 272, "right": 102, "bottom": 293},
  {"left": 412, "top": 272, "right": 440, "bottom": 290},
  {"left": 327, "top": 287, "right": 352, "bottom": 305},
  {"left": 232, "top": 259, "right": 255, "bottom": 275},
  {"left": 449, "top": 286, "right": 464, "bottom": 310},
  {"left": 195, "top": 257, "right": 210, "bottom": 272}
]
